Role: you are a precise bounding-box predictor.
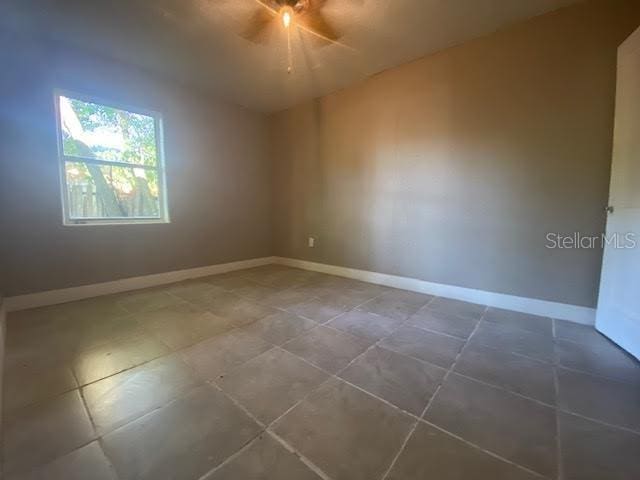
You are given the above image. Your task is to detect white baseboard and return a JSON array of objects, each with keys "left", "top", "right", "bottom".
[
  {"left": 5, "top": 254, "right": 596, "bottom": 325},
  {"left": 274, "top": 257, "right": 596, "bottom": 325},
  {"left": 4, "top": 256, "right": 276, "bottom": 312}
]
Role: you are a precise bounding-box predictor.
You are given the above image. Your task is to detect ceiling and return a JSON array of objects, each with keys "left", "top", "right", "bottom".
[{"left": 3, "top": 0, "right": 582, "bottom": 112}]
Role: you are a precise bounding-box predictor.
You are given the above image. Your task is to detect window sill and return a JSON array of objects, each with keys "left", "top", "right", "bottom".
[{"left": 63, "top": 219, "right": 170, "bottom": 227}]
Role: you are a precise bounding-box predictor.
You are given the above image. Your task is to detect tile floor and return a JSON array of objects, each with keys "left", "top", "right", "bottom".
[{"left": 2, "top": 264, "right": 640, "bottom": 480}]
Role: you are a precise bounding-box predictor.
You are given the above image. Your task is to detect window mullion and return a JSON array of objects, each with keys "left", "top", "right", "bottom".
[{"left": 63, "top": 156, "right": 157, "bottom": 170}]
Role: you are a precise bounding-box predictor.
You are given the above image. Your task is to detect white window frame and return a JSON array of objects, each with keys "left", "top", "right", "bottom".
[{"left": 54, "top": 89, "right": 170, "bottom": 226}]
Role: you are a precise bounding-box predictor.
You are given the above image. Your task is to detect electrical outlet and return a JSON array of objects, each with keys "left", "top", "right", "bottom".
[{"left": 308, "top": 236, "right": 315, "bottom": 248}]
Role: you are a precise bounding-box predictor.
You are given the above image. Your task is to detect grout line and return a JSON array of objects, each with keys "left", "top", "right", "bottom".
[
  {"left": 381, "top": 307, "right": 487, "bottom": 480},
  {"left": 195, "top": 294, "right": 437, "bottom": 480},
  {"left": 419, "top": 418, "right": 551, "bottom": 479},
  {"left": 554, "top": 408, "right": 640, "bottom": 436},
  {"left": 73, "top": 367, "right": 100, "bottom": 438},
  {"left": 44, "top": 332, "right": 640, "bottom": 468},
  {"left": 553, "top": 361, "right": 564, "bottom": 480},
  {"left": 204, "top": 376, "right": 335, "bottom": 480},
  {"left": 552, "top": 360, "right": 640, "bottom": 388},
  {"left": 95, "top": 437, "right": 123, "bottom": 480},
  {"left": 206, "top": 380, "right": 267, "bottom": 428},
  {"left": 464, "top": 336, "right": 554, "bottom": 366},
  {"left": 274, "top": 345, "right": 422, "bottom": 422},
  {"left": 398, "top": 321, "right": 472, "bottom": 341},
  {"left": 268, "top": 432, "right": 333, "bottom": 480},
  {"left": 449, "top": 370, "right": 557, "bottom": 410},
  {"left": 196, "top": 434, "right": 263, "bottom": 480},
  {"left": 379, "top": 414, "right": 420, "bottom": 479}
]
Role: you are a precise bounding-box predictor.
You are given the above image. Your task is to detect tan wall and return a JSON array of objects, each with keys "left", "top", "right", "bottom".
[
  {"left": 270, "top": 0, "right": 640, "bottom": 308},
  {"left": 0, "top": 39, "right": 272, "bottom": 297}
]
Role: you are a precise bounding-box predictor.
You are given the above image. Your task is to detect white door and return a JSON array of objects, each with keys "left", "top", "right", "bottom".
[{"left": 596, "top": 26, "right": 640, "bottom": 360}]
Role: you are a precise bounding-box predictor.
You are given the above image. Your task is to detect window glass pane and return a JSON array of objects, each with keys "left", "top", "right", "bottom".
[
  {"left": 65, "top": 161, "right": 161, "bottom": 219},
  {"left": 59, "top": 95, "right": 158, "bottom": 166}
]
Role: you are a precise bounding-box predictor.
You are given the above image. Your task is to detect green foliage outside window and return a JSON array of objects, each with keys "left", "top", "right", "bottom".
[{"left": 59, "top": 95, "right": 165, "bottom": 220}]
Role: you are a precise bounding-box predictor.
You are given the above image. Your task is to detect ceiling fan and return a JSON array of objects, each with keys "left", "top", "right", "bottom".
[{"left": 242, "top": 0, "right": 342, "bottom": 46}]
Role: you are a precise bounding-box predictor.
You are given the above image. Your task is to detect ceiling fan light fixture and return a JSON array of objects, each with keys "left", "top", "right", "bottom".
[{"left": 281, "top": 6, "right": 293, "bottom": 29}]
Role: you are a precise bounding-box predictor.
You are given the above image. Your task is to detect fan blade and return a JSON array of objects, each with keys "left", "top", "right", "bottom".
[
  {"left": 306, "top": 0, "right": 328, "bottom": 12},
  {"left": 297, "top": 10, "right": 341, "bottom": 43},
  {"left": 241, "top": 7, "right": 276, "bottom": 44},
  {"left": 306, "top": 0, "right": 363, "bottom": 11}
]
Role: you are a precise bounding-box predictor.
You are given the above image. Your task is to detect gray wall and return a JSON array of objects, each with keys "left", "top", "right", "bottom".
[
  {"left": 0, "top": 297, "right": 5, "bottom": 417},
  {"left": 271, "top": 0, "right": 640, "bottom": 308},
  {"left": 0, "top": 37, "right": 272, "bottom": 297}
]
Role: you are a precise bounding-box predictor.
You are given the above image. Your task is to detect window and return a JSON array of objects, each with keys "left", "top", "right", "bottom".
[{"left": 55, "top": 91, "right": 168, "bottom": 225}]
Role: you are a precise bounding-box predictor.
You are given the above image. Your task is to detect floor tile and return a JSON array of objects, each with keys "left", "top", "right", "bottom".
[
  {"left": 426, "top": 297, "right": 486, "bottom": 320},
  {"left": 166, "top": 280, "right": 227, "bottom": 305},
  {"left": 554, "top": 320, "right": 615, "bottom": 350},
  {"left": 258, "top": 288, "right": 317, "bottom": 309},
  {"left": 232, "top": 282, "right": 281, "bottom": 302},
  {"left": 72, "top": 333, "right": 170, "bottom": 385},
  {"left": 244, "top": 268, "right": 317, "bottom": 290},
  {"left": 555, "top": 339, "right": 640, "bottom": 384},
  {"left": 317, "top": 290, "right": 379, "bottom": 310},
  {"left": 218, "top": 348, "right": 329, "bottom": 424},
  {"left": 240, "top": 266, "right": 308, "bottom": 289},
  {"left": 3, "top": 359, "right": 77, "bottom": 412},
  {"left": 340, "top": 346, "right": 446, "bottom": 415},
  {"left": 62, "top": 295, "right": 130, "bottom": 322},
  {"left": 204, "top": 434, "right": 322, "bottom": 480},
  {"left": 117, "top": 288, "right": 182, "bottom": 314},
  {"left": 407, "top": 307, "right": 479, "bottom": 339},
  {"left": 82, "top": 354, "right": 201, "bottom": 434},
  {"left": 557, "top": 367, "right": 640, "bottom": 431},
  {"left": 282, "top": 325, "right": 371, "bottom": 373},
  {"left": 425, "top": 373, "right": 556, "bottom": 477},
  {"left": 380, "top": 325, "right": 465, "bottom": 369},
  {"left": 191, "top": 290, "right": 242, "bottom": 310},
  {"left": 382, "top": 289, "right": 433, "bottom": 307},
  {"left": 240, "top": 311, "right": 317, "bottom": 345},
  {"left": 6, "top": 304, "right": 72, "bottom": 331},
  {"left": 180, "top": 329, "right": 272, "bottom": 379},
  {"left": 484, "top": 308, "right": 552, "bottom": 336},
  {"left": 7, "top": 442, "right": 117, "bottom": 480},
  {"left": 3, "top": 390, "right": 96, "bottom": 476},
  {"left": 454, "top": 343, "right": 555, "bottom": 404},
  {"left": 208, "top": 295, "right": 277, "bottom": 327},
  {"left": 9, "top": 267, "right": 638, "bottom": 480},
  {"left": 136, "top": 302, "right": 236, "bottom": 350},
  {"left": 357, "top": 293, "right": 427, "bottom": 321},
  {"left": 285, "top": 298, "right": 349, "bottom": 322},
  {"left": 272, "top": 378, "right": 414, "bottom": 480},
  {"left": 559, "top": 412, "right": 640, "bottom": 480},
  {"left": 291, "top": 283, "right": 335, "bottom": 298},
  {"left": 342, "top": 280, "right": 390, "bottom": 297},
  {"left": 327, "top": 310, "right": 405, "bottom": 342},
  {"left": 71, "top": 314, "right": 146, "bottom": 353},
  {"left": 102, "top": 384, "right": 262, "bottom": 480},
  {"left": 387, "top": 422, "right": 541, "bottom": 480},
  {"left": 470, "top": 321, "right": 554, "bottom": 363},
  {"left": 6, "top": 314, "right": 87, "bottom": 364},
  {"left": 203, "top": 272, "right": 257, "bottom": 291}
]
